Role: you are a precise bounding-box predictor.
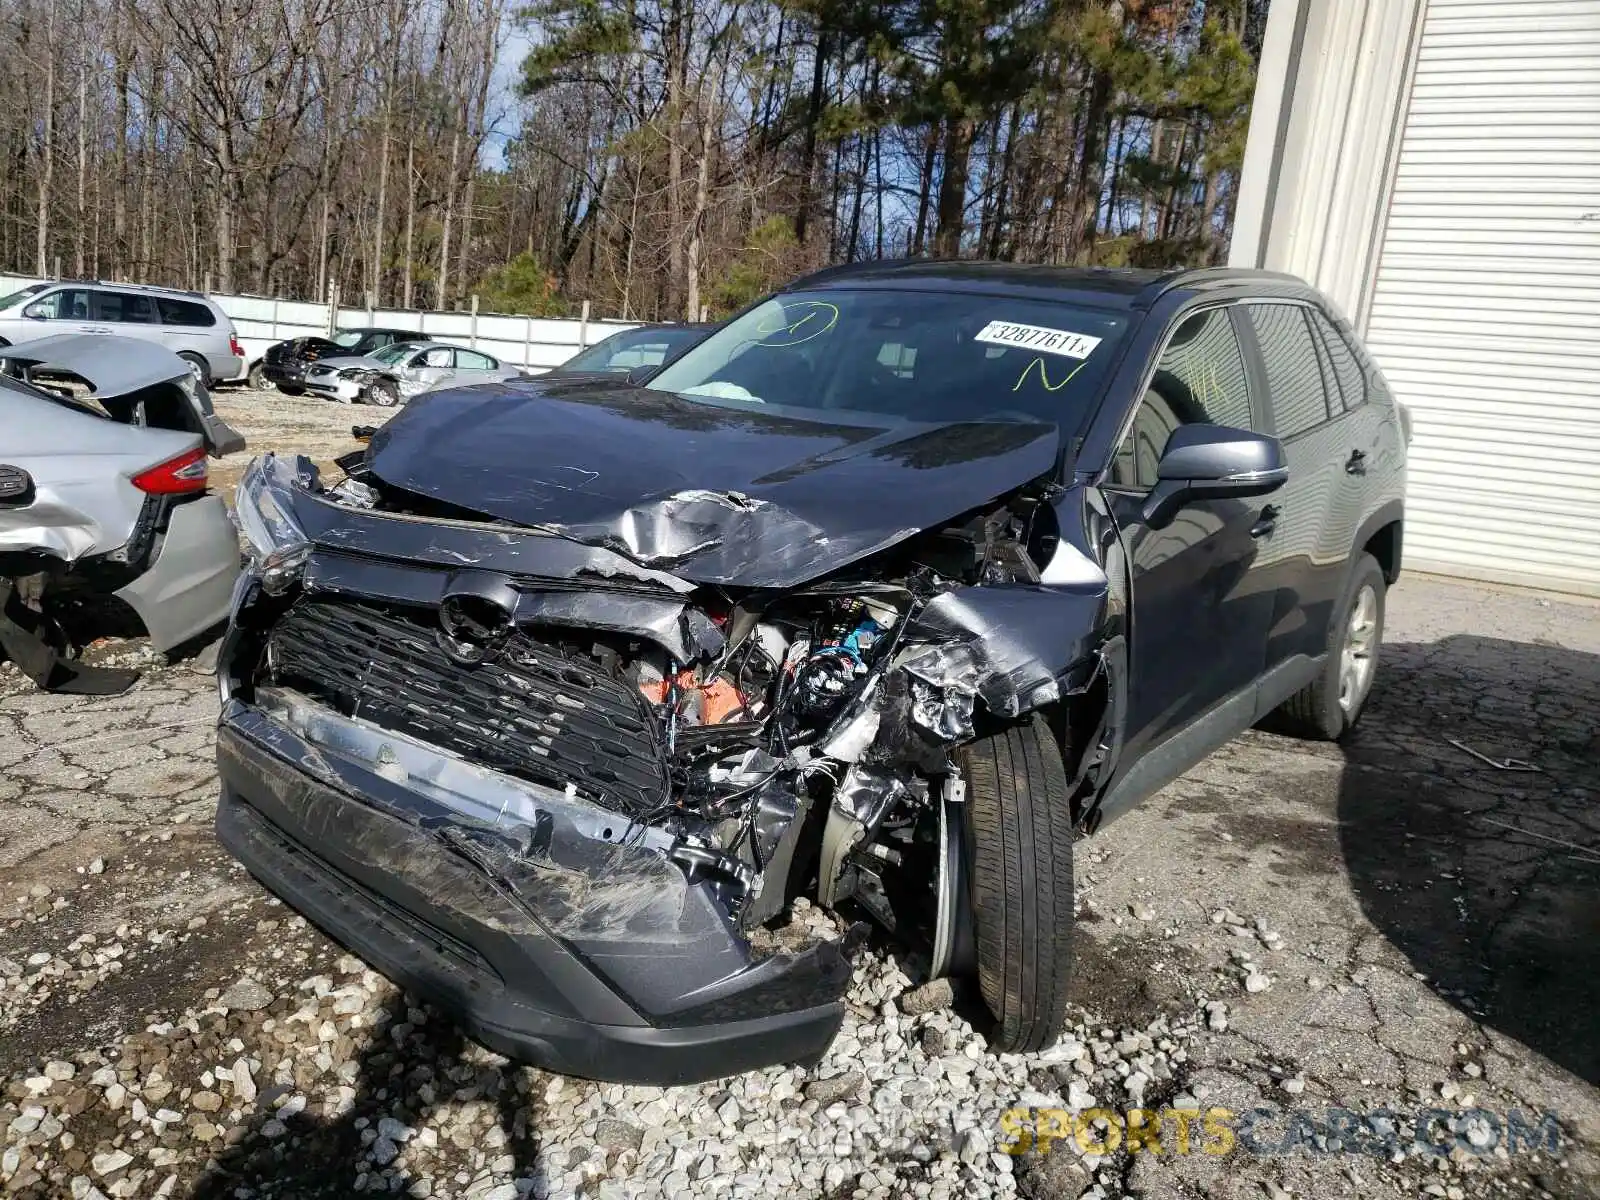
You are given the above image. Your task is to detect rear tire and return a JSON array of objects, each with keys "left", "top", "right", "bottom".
[
  {"left": 1272, "top": 552, "right": 1386, "bottom": 740},
  {"left": 958, "top": 715, "right": 1075, "bottom": 1053},
  {"left": 177, "top": 352, "right": 211, "bottom": 389}
]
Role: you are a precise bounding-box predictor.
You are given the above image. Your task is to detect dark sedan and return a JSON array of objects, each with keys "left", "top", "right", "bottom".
[{"left": 260, "top": 327, "right": 422, "bottom": 394}]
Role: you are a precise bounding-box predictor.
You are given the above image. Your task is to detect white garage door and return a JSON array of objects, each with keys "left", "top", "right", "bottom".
[{"left": 1364, "top": 0, "right": 1600, "bottom": 594}]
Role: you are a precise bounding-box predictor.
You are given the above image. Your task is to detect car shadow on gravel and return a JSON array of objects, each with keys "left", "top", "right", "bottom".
[
  {"left": 188, "top": 997, "right": 544, "bottom": 1199},
  {"left": 1338, "top": 634, "right": 1600, "bottom": 1087}
]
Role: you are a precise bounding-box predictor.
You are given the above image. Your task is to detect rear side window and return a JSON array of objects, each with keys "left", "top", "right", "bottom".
[
  {"left": 1246, "top": 303, "right": 1331, "bottom": 439},
  {"left": 155, "top": 297, "right": 216, "bottom": 327},
  {"left": 1308, "top": 309, "right": 1367, "bottom": 410},
  {"left": 93, "top": 291, "right": 157, "bottom": 323},
  {"left": 1108, "top": 306, "right": 1254, "bottom": 490}
]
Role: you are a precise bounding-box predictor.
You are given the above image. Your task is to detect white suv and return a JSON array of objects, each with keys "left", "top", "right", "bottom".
[{"left": 0, "top": 281, "right": 243, "bottom": 386}]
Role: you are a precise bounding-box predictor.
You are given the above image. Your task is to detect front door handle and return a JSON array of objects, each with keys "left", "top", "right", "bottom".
[
  {"left": 1251, "top": 504, "right": 1280, "bottom": 539},
  {"left": 1345, "top": 449, "right": 1368, "bottom": 476}
]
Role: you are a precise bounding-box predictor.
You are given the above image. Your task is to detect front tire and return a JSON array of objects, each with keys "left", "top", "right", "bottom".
[
  {"left": 1272, "top": 553, "right": 1386, "bottom": 740},
  {"left": 958, "top": 715, "right": 1075, "bottom": 1053},
  {"left": 368, "top": 378, "right": 400, "bottom": 408},
  {"left": 247, "top": 363, "right": 273, "bottom": 392}
]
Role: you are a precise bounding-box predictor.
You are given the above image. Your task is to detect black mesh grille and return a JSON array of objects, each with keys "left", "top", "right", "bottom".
[{"left": 268, "top": 597, "right": 669, "bottom": 816}]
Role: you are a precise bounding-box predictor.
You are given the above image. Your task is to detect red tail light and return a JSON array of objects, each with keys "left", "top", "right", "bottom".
[
  {"left": 230, "top": 334, "right": 244, "bottom": 357},
  {"left": 132, "top": 447, "right": 208, "bottom": 495}
]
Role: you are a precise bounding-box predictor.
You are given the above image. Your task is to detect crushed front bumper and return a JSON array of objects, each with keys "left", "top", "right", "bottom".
[
  {"left": 302, "top": 376, "right": 360, "bottom": 402},
  {"left": 214, "top": 691, "right": 850, "bottom": 1085},
  {"left": 262, "top": 361, "right": 306, "bottom": 387}
]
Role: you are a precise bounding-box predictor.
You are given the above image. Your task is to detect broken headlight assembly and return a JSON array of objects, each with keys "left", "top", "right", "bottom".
[{"left": 233, "top": 454, "right": 311, "bottom": 595}]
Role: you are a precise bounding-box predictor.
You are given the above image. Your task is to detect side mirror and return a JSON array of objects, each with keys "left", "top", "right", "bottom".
[
  {"left": 24, "top": 309, "right": 48, "bottom": 321},
  {"left": 1141, "top": 423, "right": 1287, "bottom": 529}
]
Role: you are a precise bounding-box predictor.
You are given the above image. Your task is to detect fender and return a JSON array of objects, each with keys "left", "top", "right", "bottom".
[{"left": 1352, "top": 499, "right": 1404, "bottom": 581}]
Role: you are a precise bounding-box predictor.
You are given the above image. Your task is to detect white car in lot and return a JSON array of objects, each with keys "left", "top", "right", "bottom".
[
  {"left": 302, "top": 340, "right": 523, "bottom": 406},
  {"left": 0, "top": 281, "right": 244, "bottom": 387}
]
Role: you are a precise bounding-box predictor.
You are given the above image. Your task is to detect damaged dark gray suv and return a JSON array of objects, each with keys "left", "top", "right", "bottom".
[{"left": 215, "top": 262, "right": 1407, "bottom": 1084}]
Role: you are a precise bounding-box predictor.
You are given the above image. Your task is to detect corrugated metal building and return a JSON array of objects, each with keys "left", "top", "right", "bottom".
[{"left": 1230, "top": 0, "right": 1600, "bottom": 596}]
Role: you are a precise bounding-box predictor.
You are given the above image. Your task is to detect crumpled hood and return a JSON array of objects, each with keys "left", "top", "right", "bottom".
[{"left": 366, "top": 376, "right": 1061, "bottom": 587}]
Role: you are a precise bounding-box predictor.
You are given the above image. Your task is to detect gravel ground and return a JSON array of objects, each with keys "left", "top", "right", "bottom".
[
  {"left": 2, "top": 389, "right": 1597, "bottom": 1199},
  {"left": 207, "top": 387, "right": 364, "bottom": 498}
]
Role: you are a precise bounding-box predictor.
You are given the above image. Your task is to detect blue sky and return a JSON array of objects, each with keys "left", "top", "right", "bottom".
[{"left": 483, "top": 26, "right": 536, "bottom": 168}]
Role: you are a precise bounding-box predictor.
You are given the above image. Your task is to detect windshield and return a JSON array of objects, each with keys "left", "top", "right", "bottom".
[
  {"left": 647, "top": 288, "right": 1128, "bottom": 426},
  {"left": 0, "top": 284, "right": 47, "bottom": 310},
  {"left": 564, "top": 326, "right": 704, "bottom": 373},
  {"left": 372, "top": 342, "right": 422, "bottom": 364}
]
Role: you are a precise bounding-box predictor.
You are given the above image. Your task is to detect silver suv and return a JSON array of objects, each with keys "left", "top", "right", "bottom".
[{"left": 0, "top": 281, "right": 243, "bottom": 386}]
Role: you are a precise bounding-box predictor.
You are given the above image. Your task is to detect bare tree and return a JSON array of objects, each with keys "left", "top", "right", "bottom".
[
  {"left": 0, "top": 0, "right": 1266, "bottom": 316},
  {"left": 34, "top": 3, "right": 57, "bottom": 277}
]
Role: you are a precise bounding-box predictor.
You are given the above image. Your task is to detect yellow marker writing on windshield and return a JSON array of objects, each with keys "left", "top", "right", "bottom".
[
  {"left": 754, "top": 300, "right": 840, "bottom": 348},
  {"left": 1013, "top": 356, "right": 1089, "bottom": 393}
]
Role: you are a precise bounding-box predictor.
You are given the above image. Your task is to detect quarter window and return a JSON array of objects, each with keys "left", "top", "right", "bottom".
[
  {"left": 1308, "top": 309, "right": 1367, "bottom": 410},
  {"left": 1108, "top": 307, "right": 1253, "bottom": 491},
  {"left": 1246, "top": 303, "right": 1332, "bottom": 439}
]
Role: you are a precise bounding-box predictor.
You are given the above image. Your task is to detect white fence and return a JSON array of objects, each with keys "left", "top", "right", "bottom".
[{"left": 0, "top": 274, "right": 638, "bottom": 380}]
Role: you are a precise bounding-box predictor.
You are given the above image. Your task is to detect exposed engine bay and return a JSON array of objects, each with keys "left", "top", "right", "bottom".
[{"left": 227, "top": 444, "right": 1104, "bottom": 981}]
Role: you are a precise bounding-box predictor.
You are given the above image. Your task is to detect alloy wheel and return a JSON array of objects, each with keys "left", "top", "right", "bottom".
[{"left": 1338, "top": 584, "right": 1379, "bottom": 714}]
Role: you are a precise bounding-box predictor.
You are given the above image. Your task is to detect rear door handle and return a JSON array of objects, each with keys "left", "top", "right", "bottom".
[
  {"left": 1345, "top": 449, "right": 1368, "bottom": 476},
  {"left": 1251, "top": 504, "right": 1280, "bottom": 539}
]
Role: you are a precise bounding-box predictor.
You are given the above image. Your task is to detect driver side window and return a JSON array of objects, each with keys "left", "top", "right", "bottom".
[
  {"left": 1109, "top": 306, "right": 1253, "bottom": 490},
  {"left": 25, "top": 289, "right": 89, "bottom": 321}
]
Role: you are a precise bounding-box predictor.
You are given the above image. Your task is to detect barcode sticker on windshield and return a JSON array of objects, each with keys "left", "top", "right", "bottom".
[{"left": 974, "top": 320, "right": 1102, "bottom": 360}]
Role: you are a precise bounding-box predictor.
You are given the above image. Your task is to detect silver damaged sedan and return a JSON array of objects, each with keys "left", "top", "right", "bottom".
[
  {"left": 302, "top": 340, "right": 524, "bottom": 406},
  {"left": 0, "top": 334, "right": 244, "bottom": 694}
]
